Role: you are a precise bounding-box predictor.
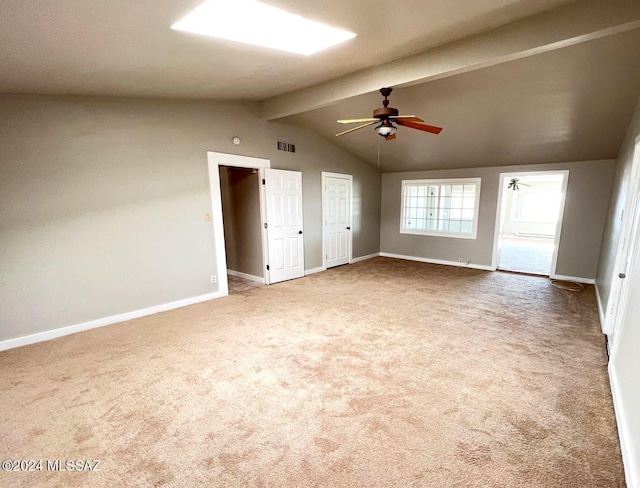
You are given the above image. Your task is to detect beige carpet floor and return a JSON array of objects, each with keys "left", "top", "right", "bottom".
[{"left": 0, "top": 257, "right": 623, "bottom": 487}]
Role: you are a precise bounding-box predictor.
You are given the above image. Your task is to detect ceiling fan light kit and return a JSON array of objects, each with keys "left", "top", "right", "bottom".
[
  {"left": 376, "top": 120, "right": 397, "bottom": 137},
  {"left": 335, "top": 87, "right": 443, "bottom": 141}
]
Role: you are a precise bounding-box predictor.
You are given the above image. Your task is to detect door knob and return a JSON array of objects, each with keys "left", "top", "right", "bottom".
[
  {"left": 619, "top": 273, "right": 626, "bottom": 279},
  {"left": 298, "top": 230, "right": 303, "bottom": 235},
  {"left": 346, "top": 226, "right": 351, "bottom": 230}
]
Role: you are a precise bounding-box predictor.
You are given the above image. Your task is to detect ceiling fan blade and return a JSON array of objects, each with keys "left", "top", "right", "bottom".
[
  {"left": 337, "top": 118, "right": 378, "bottom": 124},
  {"left": 385, "top": 133, "right": 396, "bottom": 141},
  {"left": 335, "top": 121, "right": 378, "bottom": 137},
  {"left": 396, "top": 119, "right": 443, "bottom": 134},
  {"left": 390, "top": 115, "right": 424, "bottom": 123}
]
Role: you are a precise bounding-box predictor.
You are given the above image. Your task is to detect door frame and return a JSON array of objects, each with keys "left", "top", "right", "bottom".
[
  {"left": 207, "top": 151, "right": 271, "bottom": 296},
  {"left": 322, "top": 172, "right": 353, "bottom": 269},
  {"left": 604, "top": 137, "right": 640, "bottom": 338},
  {"left": 491, "top": 170, "right": 569, "bottom": 276}
]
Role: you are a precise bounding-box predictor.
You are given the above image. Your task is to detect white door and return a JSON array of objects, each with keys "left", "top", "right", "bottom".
[
  {"left": 605, "top": 142, "right": 640, "bottom": 336},
  {"left": 264, "top": 168, "right": 304, "bottom": 284},
  {"left": 323, "top": 173, "right": 352, "bottom": 268},
  {"left": 607, "top": 206, "right": 640, "bottom": 481}
]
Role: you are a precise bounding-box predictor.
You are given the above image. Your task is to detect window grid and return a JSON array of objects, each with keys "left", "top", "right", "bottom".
[{"left": 401, "top": 178, "right": 481, "bottom": 239}]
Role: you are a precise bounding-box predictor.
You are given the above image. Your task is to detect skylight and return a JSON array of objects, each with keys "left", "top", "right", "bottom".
[{"left": 171, "top": 0, "right": 356, "bottom": 56}]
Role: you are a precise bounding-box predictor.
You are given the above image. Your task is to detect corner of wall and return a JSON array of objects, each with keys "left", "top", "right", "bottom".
[{"left": 594, "top": 280, "right": 606, "bottom": 330}]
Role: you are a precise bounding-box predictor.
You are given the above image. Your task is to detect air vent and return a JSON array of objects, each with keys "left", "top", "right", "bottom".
[{"left": 277, "top": 141, "right": 296, "bottom": 153}]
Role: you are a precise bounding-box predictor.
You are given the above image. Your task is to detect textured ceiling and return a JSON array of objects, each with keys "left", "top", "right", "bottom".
[{"left": 0, "top": 0, "right": 576, "bottom": 100}]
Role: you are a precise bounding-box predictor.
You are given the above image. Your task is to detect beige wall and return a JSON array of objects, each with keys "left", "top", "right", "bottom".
[
  {"left": 381, "top": 160, "right": 614, "bottom": 278},
  {"left": 268, "top": 138, "right": 382, "bottom": 267},
  {"left": 0, "top": 94, "right": 381, "bottom": 342},
  {"left": 220, "top": 166, "right": 263, "bottom": 279}
]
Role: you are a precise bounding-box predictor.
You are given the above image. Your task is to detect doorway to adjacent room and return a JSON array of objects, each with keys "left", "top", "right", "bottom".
[
  {"left": 493, "top": 171, "right": 569, "bottom": 276},
  {"left": 207, "top": 152, "right": 305, "bottom": 297}
]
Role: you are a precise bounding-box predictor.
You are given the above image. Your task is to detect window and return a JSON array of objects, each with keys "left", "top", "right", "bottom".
[
  {"left": 511, "top": 191, "right": 561, "bottom": 224},
  {"left": 400, "top": 178, "right": 481, "bottom": 239}
]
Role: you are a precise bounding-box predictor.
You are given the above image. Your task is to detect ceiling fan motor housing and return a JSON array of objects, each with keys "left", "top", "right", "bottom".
[{"left": 373, "top": 106, "right": 399, "bottom": 118}]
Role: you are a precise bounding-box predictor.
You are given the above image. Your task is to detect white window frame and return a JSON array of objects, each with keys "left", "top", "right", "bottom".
[{"left": 400, "top": 177, "right": 482, "bottom": 239}]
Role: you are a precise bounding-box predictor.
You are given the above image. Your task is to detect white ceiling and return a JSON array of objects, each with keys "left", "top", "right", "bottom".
[{"left": 1, "top": 0, "right": 639, "bottom": 172}]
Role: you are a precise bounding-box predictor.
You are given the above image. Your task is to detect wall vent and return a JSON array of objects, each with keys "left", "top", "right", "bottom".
[{"left": 277, "top": 141, "right": 296, "bottom": 153}]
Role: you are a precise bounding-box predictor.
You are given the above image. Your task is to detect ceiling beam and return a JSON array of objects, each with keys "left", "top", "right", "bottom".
[{"left": 258, "top": 0, "right": 640, "bottom": 120}]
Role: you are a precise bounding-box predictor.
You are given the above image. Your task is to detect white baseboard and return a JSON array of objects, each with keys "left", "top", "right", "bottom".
[
  {"left": 227, "top": 269, "right": 264, "bottom": 284},
  {"left": 0, "top": 290, "right": 226, "bottom": 352},
  {"left": 306, "top": 259, "right": 383, "bottom": 275},
  {"left": 305, "top": 266, "right": 326, "bottom": 275},
  {"left": 609, "top": 363, "right": 639, "bottom": 488},
  {"left": 379, "top": 252, "right": 495, "bottom": 271},
  {"left": 377, "top": 253, "right": 597, "bottom": 280},
  {"left": 351, "top": 252, "right": 380, "bottom": 263},
  {"left": 549, "top": 273, "right": 596, "bottom": 284}
]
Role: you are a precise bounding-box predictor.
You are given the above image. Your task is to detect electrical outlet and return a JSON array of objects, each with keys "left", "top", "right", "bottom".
[
  {"left": 458, "top": 258, "right": 464, "bottom": 263},
  {"left": 210, "top": 275, "right": 217, "bottom": 284},
  {"left": 205, "top": 212, "right": 212, "bottom": 221}
]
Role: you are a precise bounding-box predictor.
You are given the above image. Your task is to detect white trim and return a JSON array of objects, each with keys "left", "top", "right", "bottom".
[
  {"left": 549, "top": 273, "right": 595, "bottom": 284},
  {"left": 550, "top": 172, "right": 570, "bottom": 276},
  {"left": 492, "top": 170, "right": 569, "bottom": 275},
  {"left": 595, "top": 282, "right": 606, "bottom": 329},
  {"left": 400, "top": 177, "right": 482, "bottom": 240},
  {"left": 209, "top": 152, "right": 270, "bottom": 169},
  {"left": 322, "top": 172, "right": 353, "bottom": 269},
  {"left": 604, "top": 137, "right": 640, "bottom": 336},
  {"left": 305, "top": 266, "right": 326, "bottom": 275},
  {"left": 207, "top": 152, "right": 270, "bottom": 291},
  {"left": 609, "top": 363, "right": 639, "bottom": 488},
  {"left": 351, "top": 253, "right": 380, "bottom": 263},
  {"left": 492, "top": 176, "right": 507, "bottom": 269},
  {"left": 379, "top": 252, "right": 495, "bottom": 271},
  {"left": 0, "top": 291, "right": 225, "bottom": 352},
  {"left": 227, "top": 269, "right": 265, "bottom": 284},
  {"left": 258, "top": 167, "right": 270, "bottom": 285}
]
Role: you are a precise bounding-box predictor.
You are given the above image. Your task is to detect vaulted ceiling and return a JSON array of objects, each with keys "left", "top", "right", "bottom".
[
  {"left": 282, "top": 29, "right": 640, "bottom": 171},
  {"left": 1, "top": 0, "right": 639, "bottom": 171}
]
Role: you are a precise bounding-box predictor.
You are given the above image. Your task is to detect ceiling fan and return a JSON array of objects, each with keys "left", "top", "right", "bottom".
[
  {"left": 507, "top": 178, "right": 533, "bottom": 191},
  {"left": 335, "top": 87, "right": 443, "bottom": 141}
]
